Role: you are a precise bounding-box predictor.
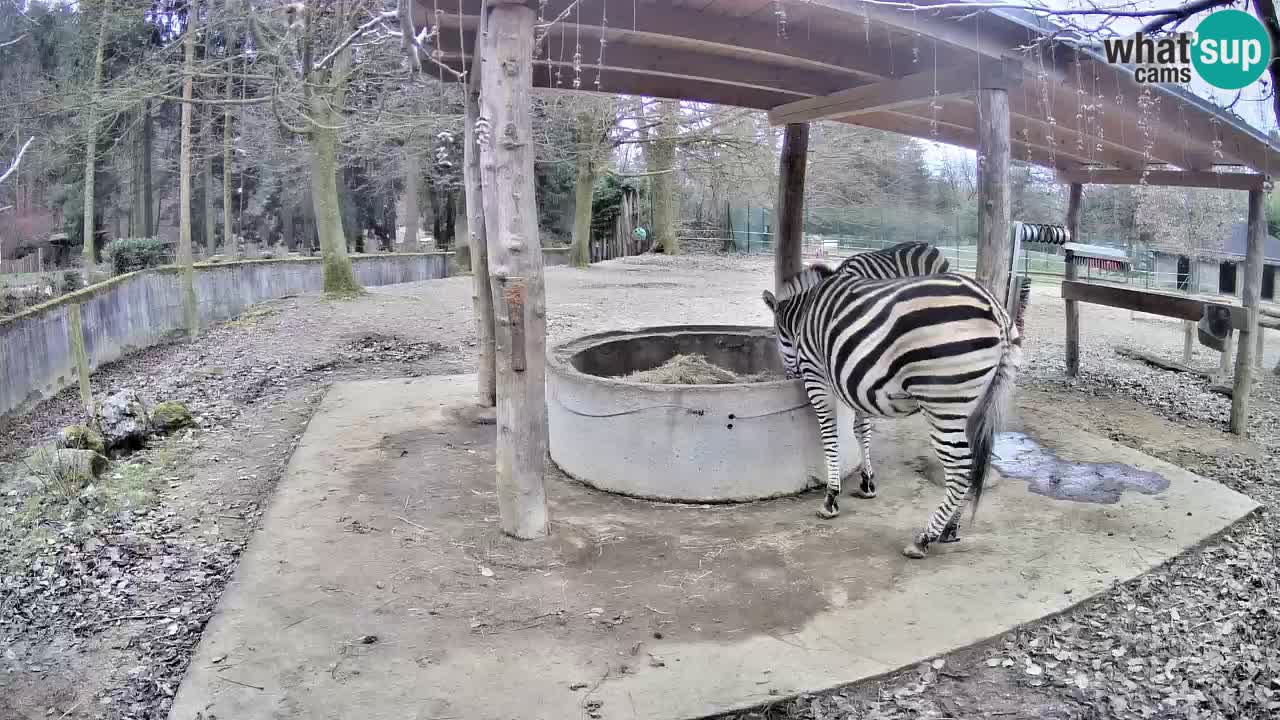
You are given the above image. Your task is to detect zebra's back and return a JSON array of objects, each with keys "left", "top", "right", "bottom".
[
  {"left": 801, "top": 273, "right": 1018, "bottom": 418},
  {"left": 836, "top": 241, "right": 950, "bottom": 280}
]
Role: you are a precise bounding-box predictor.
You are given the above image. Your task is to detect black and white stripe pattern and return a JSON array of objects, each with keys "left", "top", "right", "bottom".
[
  {"left": 762, "top": 264, "right": 1022, "bottom": 559},
  {"left": 836, "top": 241, "right": 951, "bottom": 279},
  {"left": 832, "top": 241, "right": 952, "bottom": 500}
]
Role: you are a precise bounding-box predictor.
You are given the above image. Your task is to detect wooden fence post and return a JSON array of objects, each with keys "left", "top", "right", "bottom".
[
  {"left": 464, "top": 8, "right": 495, "bottom": 408},
  {"left": 774, "top": 122, "right": 808, "bottom": 292},
  {"left": 1063, "top": 183, "right": 1083, "bottom": 376},
  {"left": 478, "top": 0, "right": 548, "bottom": 539},
  {"left": 1230, "top": 188, "right": 1266, "bottom": 434},
  {"left": 975, "top": 83, "right": 1012, "bottom": 301}
]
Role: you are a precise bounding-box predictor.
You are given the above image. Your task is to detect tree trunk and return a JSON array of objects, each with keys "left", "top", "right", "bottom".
[
  {"left": 646, "top": 100, "right": 679, "bottom": 254},
  {"left": 202, "top": 101, "right": 215, "bottom": 256},
  {"left": 143, "top": 101, "right": 154, "bottom": 237},
  {"left": 81, "top": 0, "right": 112, "bottom": 276},
  {"left": 478, "top": 0, "right": 548, "bottom": 538},
  {"left": 222, "top": 0, "right": 237, "bottom": 256},
  {"left": 569, "top": 112, "right": 598, "bottom": 268},
  {"left": 402, "top": 148, "right": 421, "bottom": 251},
  {"left": 444, "top": 190, "right": 456, "bottom": 247},
  {"left": 178, "top": 20, "right": 199, "bottom": 338},
  {"left": 464, "top": 48, "right": 496, "bottom": 406},
  {"left": 130, "top": 111, "right": 145, "bottom": 237},
  {"left": 307, "top": 48, "right": 362, "bottom": 296}
]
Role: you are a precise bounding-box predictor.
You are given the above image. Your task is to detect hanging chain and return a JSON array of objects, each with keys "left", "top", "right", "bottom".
[
  {"left": 572, "top": 0, "right": 582, "bottom": 89},
  {"left": 595, "top": 1, "right": 608, "bottom": 89}
]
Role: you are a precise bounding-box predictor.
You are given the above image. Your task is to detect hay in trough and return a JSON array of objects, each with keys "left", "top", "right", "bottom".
[{"left": 623, "top": 353, "right": 782, "bottom": 385}]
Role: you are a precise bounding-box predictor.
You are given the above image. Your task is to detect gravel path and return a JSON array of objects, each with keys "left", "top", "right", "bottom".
[{"left": 2, "top": 253, "right": 1279, "bottom": 720}]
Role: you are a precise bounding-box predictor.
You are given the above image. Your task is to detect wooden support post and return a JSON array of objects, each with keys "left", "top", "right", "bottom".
[
  {"left": 975, "top": 86, "right": 1012, "bottom": 302},
  {"left": 1257, "top": 328, "right": 1266, "bottom": 369},
  {"left": 774, "top": 122, "right": 808, "bottom": 292},
  {"left": 478, "top": 0, "right": 548, "bottom": 539},
  {"left": 464, "top": 8, "right": 496, "bottom": 408},
  {"left": 1063, "top": 183, "right": 1083, "bottom": 377},
  {"left": 1219, "top": 330, "right": 1234, "bottom": 379},
  {"left": 1230, "top": 188, "right": 1267, "bottom": 434},
  {"left": 1183, "top": 321, "right": 1195, "bottom": 365}
]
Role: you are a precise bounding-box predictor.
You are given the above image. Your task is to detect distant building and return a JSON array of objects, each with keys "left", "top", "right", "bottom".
[{"left": 1149, "top": 222, "right": 1280, "bottom": 301}]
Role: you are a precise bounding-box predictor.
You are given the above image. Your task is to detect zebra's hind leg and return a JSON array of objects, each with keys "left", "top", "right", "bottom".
[
  {"left": 938, "top": 503, "right": 965, "bottom": 543},
  {"left": 849, "top": 411, "right": 877, "bottom": 499},
  {"left": 803, "top": 377, "right": 842, "bottom": 519},
  {"left": 903, "top": 415, "right": 973, "bottom": 559}
]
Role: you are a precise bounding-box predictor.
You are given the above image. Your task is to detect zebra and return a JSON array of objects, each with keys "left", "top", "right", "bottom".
[
  {"left": 836, "top": 240, "right": 951, "bottom": 279},
  {"left": 762, "top": 264, "right": 1022, "bottom": 559},
  {"left": 832, "top": 241, "right": 953, "bottom": 501},
  {"left": 832, "top": 242, "right": 1033, "bottom": 501}
]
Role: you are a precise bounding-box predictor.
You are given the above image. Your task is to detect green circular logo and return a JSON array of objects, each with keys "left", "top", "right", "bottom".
[{"left": 1192, "top": 10, "right": 1271, "bottom": 90}]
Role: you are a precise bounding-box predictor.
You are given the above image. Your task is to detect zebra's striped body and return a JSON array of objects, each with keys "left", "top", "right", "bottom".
[
  {"left": 836, "top": 241, "right": 950, "bottom": 279},
  {"left": 762, "top": 265, "right": 1022, "bottom": 559},
  {"left": 832, "top": 242, "right": 953, "bottom": 500}
]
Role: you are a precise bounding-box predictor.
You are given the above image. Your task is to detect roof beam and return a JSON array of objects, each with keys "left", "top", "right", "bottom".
[
  {"left": 767, "top": 56, "right": 1022, "bottom": 125},
  {"left": 848, "top": 110, "right": 1088, "bottom": 170},
  {"left": 1056, "top": 168, "right": 1270, "bottom": 191},
  {"left": 428, "top": 0, "right": 914, "bottom": 82},
  {"left": 436, "top": 33, "right": 839, "bottom": 98}
]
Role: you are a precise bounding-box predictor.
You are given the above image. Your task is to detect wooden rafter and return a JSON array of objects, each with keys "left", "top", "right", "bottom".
[
  {"left": 1055, "top": 168, "right": 1269, "bottom": 191},
  {"left": 767, "top": 57, "right": 1022, "bottom": 126}
]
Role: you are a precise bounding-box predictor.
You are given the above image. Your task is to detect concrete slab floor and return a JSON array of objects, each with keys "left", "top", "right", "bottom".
[{"left": 168, "top": 375, "right": 1258, "bottom": 720}]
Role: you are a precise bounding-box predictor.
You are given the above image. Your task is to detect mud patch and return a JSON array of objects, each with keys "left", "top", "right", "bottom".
[
  {"left": 343, "top": 332, "right": 449, "bottom": 361},
  {"left": 992, "top": 432, "right": 1170, "bottom": 503}
]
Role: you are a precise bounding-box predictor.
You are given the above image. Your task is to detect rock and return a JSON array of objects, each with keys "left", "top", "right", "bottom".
[
  {"left": 58, "top": 425, "right": 106, "bottom": 455},
  {"left": 23, "top": 445, "right": 108, "bottom": 493},
  {"left": 97, "top": 391, "right": 150, "bottom": 452},
  {"left": 150, "top": 401, "right": 194, "bottom": 433}
]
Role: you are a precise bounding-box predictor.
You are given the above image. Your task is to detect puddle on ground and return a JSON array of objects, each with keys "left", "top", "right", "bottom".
[{"left": 992, "top": 432, "right": 1169, "bottom": 504}]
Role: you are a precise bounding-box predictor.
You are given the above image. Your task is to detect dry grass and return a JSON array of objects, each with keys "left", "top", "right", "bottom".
[{"left": 624, "top": 354, "right": 782, "bottom": 385}]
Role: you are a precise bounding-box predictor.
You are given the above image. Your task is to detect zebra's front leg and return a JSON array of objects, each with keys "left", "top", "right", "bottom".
[
  {"left": 803, "top": 377, "right": 842, "bottom": 519},
  {"left": 849, "top": 411, "right": 877, "bottom": 499},
  {"left": 904, "top": 422, "right": 973, "bottom": 559}
]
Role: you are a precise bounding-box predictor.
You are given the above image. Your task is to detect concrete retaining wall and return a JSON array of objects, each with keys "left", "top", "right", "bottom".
[{"left": 1, "top": 253, "right": 450, "bottom": 417}]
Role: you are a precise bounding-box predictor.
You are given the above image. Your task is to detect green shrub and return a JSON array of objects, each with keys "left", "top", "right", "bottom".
[{"left": 104, "top": 237, "right": 169, "bottom": 275}]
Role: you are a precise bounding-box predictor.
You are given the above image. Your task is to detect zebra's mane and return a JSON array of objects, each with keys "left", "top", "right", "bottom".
[{"left": 776, "top": 264, "right": 835, "bottom": 302}]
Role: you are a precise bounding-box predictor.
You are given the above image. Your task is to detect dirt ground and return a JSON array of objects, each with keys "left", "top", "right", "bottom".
[{"left": 2, "top": 253, "right": 1280, "bottom": 720}]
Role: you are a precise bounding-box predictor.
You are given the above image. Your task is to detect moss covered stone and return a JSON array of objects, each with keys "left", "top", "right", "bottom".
[
  {"left": 58, "top": 424, "right": 106, "bottom": 454},
  {"left": 151, "top": 401, "right": 194, "bottom": 433}
]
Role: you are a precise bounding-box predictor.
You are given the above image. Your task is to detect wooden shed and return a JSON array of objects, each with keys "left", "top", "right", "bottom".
[{"left": 411, "top": 0, "right": 1280, "bottom": 538}]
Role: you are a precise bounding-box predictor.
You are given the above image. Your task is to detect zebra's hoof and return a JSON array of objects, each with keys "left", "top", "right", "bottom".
[
  {"left": 850, "top": 488, "right": 877, "bottom": 499},
  {"left": 938, "top": 533, "right": 961, "bottom": 544},
  {"left": 817, "top": 492, "right": 840, "bottom": 519},
  {"left": 902, "top": 542, "right": 927, "bottom": 559}
]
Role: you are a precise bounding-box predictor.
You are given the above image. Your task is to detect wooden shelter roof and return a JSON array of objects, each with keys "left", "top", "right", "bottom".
[{"left": 419, "top": 0, "right": 1280, "bottom": 178}]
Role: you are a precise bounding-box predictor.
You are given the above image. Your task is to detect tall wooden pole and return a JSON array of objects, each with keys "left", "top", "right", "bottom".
[
  {"left": 975, "top": 87, "right": 1012, "bottom": 302},
  {"left": 1230, "top": 188, "right": 1267, "bottom": 434},
  {"left": 464, "top": 13, "right": 496, "bottom": 408},
  {"left": 774, "top": 122, "right": 809, "bottom": 293},
  {"left": 478, "top": 0, "right": 548, "bottom": 539},
  {"left": 1063, "top": 183, "right": 1083, "bottom": 377}
]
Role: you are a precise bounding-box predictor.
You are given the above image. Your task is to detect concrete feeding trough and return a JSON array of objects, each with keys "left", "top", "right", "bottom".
[{"left": 546, "top": 325, "right": 854, "bottom": 502}]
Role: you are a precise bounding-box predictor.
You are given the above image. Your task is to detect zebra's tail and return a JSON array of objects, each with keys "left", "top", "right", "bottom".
[{"left": 964, "top": 318, "right": 1023, "bottom": 521}]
